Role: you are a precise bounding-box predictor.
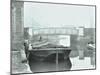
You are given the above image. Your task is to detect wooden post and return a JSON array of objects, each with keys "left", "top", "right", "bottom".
[
  {"left": 79, "top": 50, "right": 84, "bottom": 59},
  {"left": 77, "top": 27, "right": 85, "bottom": 59},
  {"left": 90, "top": 48, "right": 95, "bottom": 66},
  {"left": 56, "top": 50, "right": 59, "bottom": 71}
]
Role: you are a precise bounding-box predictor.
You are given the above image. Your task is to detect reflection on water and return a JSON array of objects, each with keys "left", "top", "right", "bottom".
[
  {"left": 28, "top": 51, "right": 95, "bottom": 73},
  {"left": 28, "top": 53, "right": 72, "bottom": 73}
]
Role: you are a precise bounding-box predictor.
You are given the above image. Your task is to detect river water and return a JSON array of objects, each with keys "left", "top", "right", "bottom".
[{"left": 28, "top": 53, "right": 72, "bottom": 73}]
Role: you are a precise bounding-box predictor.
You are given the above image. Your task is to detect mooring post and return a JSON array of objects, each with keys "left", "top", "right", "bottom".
[{"left": 56, "top": 50, "right": 59, "bottom": 71}]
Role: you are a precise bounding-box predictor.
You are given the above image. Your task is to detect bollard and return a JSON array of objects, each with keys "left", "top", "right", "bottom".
[
  {"left": 91, "top": 51, "right": 95, "bottom": 66},
  {"left": 79, "top": 50, "right": 84, "bottom": 60}
]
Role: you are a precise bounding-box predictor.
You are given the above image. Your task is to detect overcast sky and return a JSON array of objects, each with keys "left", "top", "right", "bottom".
[{"left": 24, "top": 2, "right": 95, "bottom": 28}]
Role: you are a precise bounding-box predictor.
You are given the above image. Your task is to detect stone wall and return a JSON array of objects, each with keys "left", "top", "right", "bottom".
[{"left": 11, "top": 1, "right": 24, "bottom": 50}]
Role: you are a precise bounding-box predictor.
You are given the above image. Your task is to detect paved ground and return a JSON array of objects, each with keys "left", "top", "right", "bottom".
[
  {"left": 70, "top": 56, "right": 95, "bottom": 70},
  {"left": 11, "top": 50, "right": 32, "bottom": 74}
]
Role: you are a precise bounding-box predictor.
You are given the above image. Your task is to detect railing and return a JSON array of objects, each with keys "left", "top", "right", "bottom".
[{"left": 31, "top": 27, "right": 78, "bottom": 35}]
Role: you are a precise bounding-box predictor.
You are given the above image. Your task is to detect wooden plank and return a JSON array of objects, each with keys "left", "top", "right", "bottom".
[{"left": 29, "top": 48, "right": 71, "bottom": 51}]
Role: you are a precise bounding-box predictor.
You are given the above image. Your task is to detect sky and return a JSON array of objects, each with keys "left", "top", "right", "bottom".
[{"left": 24, "top": 2, "right": 95, "bottom": 28}]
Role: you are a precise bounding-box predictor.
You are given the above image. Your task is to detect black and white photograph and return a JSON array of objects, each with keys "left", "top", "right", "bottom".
[{"left": 11, "top": 0, "right": 96, "bottom": 74}]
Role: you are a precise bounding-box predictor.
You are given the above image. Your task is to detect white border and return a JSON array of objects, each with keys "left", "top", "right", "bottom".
[{"left": 0, "top": 0, "right": 100, "bottom": 75}]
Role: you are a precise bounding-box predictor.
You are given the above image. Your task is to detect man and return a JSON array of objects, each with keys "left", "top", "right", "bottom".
[{"left": 24, "top": 40, "right": 29, "bottom": 59}]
